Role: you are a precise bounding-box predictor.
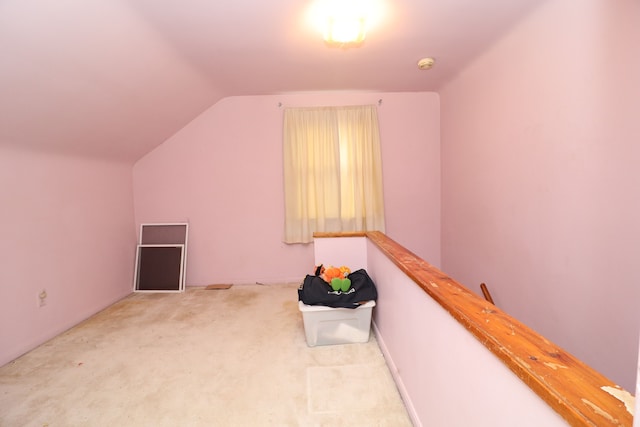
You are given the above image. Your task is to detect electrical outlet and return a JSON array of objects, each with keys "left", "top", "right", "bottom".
[{"left": 38, "top": 289, "right": 47, "bottom": 307}]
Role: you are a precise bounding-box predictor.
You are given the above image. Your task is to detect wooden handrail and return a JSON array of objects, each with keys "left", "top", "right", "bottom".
[
  {"left": 359, "top": 231, "right": 633, "bottom": 427},
  {"left": 480, "top": 282, "right": 495, "bottom": 305}
]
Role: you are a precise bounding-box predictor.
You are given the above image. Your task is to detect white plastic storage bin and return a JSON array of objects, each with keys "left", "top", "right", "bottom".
[{"left": 298, "top": 300, "right": 376, "bottom": 347}]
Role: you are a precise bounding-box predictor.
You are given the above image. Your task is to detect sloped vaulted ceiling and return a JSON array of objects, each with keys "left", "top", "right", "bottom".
[{"left": 0, "top": 0, "right": 541, "bottom": 162}]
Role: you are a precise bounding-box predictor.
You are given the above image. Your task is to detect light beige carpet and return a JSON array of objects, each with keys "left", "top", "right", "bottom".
[{"left": 0, "top": 283, "right": 412, "bottom": 427}]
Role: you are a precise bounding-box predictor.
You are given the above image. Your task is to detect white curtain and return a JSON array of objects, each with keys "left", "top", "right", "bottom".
[{"left": 283, "top": 105, "right": 385, "bottom": 243}]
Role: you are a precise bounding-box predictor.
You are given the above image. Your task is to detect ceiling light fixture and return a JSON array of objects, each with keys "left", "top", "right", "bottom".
[
  {"left": 320, "top": 0, "right": 369, "bottom": 47},
  {"left": 324, "top": 14, "right": 366, "bottom": 45}
]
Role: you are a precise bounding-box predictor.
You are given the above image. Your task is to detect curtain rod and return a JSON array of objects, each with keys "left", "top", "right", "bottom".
[{"left": 277, "top": 99, "right": 383, "bottom": 108}]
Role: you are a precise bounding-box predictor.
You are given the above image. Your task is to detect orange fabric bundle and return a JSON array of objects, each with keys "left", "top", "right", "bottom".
[
  {"left": 320, "top": 265, "right": 351, "bottom": 283},
  {"left": 323, "top": 267, "right": 342, "bottom": 282}
]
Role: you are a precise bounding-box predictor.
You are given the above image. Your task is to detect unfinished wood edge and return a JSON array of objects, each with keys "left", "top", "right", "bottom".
[
  {"left": 205, "top": 284, "right": 233, "bottom": 290},
  {"left": 313, "top": 231, "right": 367, "bottom": 238}
]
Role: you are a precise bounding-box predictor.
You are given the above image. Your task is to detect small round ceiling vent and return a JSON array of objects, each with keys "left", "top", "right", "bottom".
[{"left": 417, "top": 57, "right": 435, "bottom": 70}]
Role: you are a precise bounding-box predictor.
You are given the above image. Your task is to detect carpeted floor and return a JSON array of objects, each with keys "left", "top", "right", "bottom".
[{"left": 0, "top": 283, "right": 412, "bottom": 426}]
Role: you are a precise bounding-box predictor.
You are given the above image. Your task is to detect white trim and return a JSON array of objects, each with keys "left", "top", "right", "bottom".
[{"left": 372, "top": 321, "right": 421, "bottom": 427}]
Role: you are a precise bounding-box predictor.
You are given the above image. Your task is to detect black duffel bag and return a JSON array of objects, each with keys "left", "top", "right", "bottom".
[{"left": 298, "top": 269, "right": 378, "bottom": 309}]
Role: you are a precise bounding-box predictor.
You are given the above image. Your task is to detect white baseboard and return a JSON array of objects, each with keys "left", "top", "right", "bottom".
[{"left": 372, "top": 321, "right": 422, "bottom": 427}]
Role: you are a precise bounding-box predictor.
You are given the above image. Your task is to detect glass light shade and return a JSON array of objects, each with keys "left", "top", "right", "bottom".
[{"left": 324, "top": 16, "right": 366, "bottom": 44}]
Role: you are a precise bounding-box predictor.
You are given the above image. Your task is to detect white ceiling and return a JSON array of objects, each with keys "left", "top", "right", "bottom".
[{"left": 0, "top": 0, "right": 542, "bottom": 162}]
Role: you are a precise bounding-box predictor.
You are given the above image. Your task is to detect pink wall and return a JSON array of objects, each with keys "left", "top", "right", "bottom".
[
  {"left": 0, "top": 146, "right": 136, "bottom": 367},
  {"left": 133, "top": 92, "right": 440, "bottom": 286},
  {"left": 366, "top": 240, "right": 567, "bottom": 427},
  {"left": 439, "top": 0, "right": 640, "bottom": 391},
  {"left": 312, "top": 236, "right": 569, "bottom": 426}
]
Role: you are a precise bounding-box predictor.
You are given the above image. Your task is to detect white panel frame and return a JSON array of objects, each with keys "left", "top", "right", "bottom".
[
  {"left": 137, "top": 222, "right": 189, "bottom": 291},
  {"left": 133, "top": 244, "right": 185, "bottom": 293}
]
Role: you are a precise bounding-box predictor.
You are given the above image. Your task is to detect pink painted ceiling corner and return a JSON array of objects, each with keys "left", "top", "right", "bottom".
[{"left": 0, "top": 0, "right": 541, "bottom": 161}]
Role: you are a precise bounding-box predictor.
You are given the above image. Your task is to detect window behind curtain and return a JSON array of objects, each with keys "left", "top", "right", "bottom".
[{"left": 283, "top": 105, "right": 385, "bottom": 244}]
